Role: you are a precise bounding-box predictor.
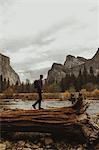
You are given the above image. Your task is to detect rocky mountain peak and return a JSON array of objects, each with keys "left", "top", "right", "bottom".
[
  {"left": 64, "top": 55, "right": 86, "bottom": 69},
  {"left": 92, "top": 48, "right": 99, "bottom": 60},
  {"left": 0, "top": 53, "right": 20, "bottom": 85},
  {"left": 47, "top": 48, "right": 99, "bottom": 84},
  {"left": 65, "top": 55, "right": 75, "bottom": 61},
  {"left": 0, "top": 53, "right": 10, "bottom": 65},
  {"left": 51, "top": 63, "right": 63, "bottom": 70},
  {"left": 77, "top": 56, "right": 87, "bottom": 62}
]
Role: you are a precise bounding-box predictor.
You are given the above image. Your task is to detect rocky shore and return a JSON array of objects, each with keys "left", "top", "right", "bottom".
[{"left": 0, "top": 132, "right": 99, "bottom": 150}]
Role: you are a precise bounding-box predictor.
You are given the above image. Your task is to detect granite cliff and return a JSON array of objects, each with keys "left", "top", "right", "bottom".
[
  {"left": 0, "top": 53, "right": 20, "bottom": 85},
  {"left": 47, "top": 48, "right": 99, "bottom": 84}
]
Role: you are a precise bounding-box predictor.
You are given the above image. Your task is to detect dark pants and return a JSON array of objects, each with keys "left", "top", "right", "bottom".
[{"left": 33, "top": 92, "right": 42, "bottom": 109}]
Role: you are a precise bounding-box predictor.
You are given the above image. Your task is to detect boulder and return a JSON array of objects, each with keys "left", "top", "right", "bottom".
[{"left": 0, "top": 143, "right": 6, "bottom": 150}]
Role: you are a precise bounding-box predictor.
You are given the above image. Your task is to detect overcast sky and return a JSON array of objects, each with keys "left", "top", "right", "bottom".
[{"left": 0, "top": 0, "right": 98, "bottom": 82}]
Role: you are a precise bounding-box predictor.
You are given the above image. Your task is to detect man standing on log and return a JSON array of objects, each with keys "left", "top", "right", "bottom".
[{"left": 32, "top": 75, "right": 43, "bottom": 110}]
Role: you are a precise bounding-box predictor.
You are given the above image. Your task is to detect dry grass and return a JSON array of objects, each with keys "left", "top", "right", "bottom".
[
  {"left": 3, "top": 87, "right": 15, "bottom": 99},
  {"left": 80, "top": 89, "right": 99, "bottom": 99},
  {"left": 92, "top": 89, "right": 99, "bottom": 97},
  {"left": 0, "top": 89, "right": 99, "bottom": 100}
]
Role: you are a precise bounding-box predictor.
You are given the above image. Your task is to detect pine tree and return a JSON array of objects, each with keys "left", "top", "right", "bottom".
[
  {"left": 15, "top": 81, "right": 19, "bottom": 92},
  {"left": 26, "top": 83, "right": 30, "bottom": 93},
  {"left": 7, "top": 78, "right": 10, "bottom": 88},
  {"left": 82, "top": 65, "right": 88, "bottom": 85},
  {"left": 20, "top": 82, "right": 24, "bottom": 93},
  {"left": 3, "top": 78, "right": 7, "bottom": 91},
  {"left": 90, "top": 66, "right": 94, "bottom": 75},
  {"left": 60, "top": 74, "right": 71, "bottom": 91},
  {"left": 75, "top": 69, "right": 83, "bottom": 91},
  {"left": 96, "top": 73, "right": 99, "bottom": 86},
  {"left": 89, "top": 66, "right": 95, "bottom": 83}
]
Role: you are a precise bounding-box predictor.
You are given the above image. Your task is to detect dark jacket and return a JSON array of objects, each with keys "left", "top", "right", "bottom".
[{"left": 37, "top": 79, "right": 43, "bottom": 93}]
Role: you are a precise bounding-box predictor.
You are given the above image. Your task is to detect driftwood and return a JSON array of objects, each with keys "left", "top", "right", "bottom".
[{"left": 0, "top": 100, "right": 99, "bottom": 144}]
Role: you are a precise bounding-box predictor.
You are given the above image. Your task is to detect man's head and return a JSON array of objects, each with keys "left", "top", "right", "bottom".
[{"left": 40, "top": 75, "right": 43, "bottom": 79}]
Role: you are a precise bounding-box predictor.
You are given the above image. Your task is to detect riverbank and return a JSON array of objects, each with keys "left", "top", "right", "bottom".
[
  {"left": 0, "top": 92, "right": 69, "bottom": 101},
  {"left": 0, "top": 132, "right": 99, "bottom": 150},
  {"left": 0, "top": 90, "right": 99, "bottom": 101}
]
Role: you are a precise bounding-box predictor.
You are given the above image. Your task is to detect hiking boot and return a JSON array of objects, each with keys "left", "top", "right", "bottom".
[{"left": 32, "top": 104, "right": 36, "bottom": 109}]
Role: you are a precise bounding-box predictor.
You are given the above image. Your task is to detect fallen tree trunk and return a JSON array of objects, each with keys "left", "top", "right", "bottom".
[{"left": 0, "top": 103, "right": 99, "bottom": 143}]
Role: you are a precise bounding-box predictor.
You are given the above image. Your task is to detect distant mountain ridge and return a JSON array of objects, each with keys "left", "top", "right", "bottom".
[
  {"left": 64, "top": 55, "right": 87, "bottom": 69},
  {"left": 0, "top": 53, "right": 20, "bottom": 85},
  {"left": 47, "top": 48, "right": 99, "bottom": 84}
]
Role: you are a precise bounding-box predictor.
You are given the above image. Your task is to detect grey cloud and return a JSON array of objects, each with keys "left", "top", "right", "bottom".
[
  {"left": 33, "top": 37, "right": 55, "bottom": 46},
  {"left": 89, "top": 6, "right": 98, "bottom": 12},
  {"left": 19, "top": 67, "right": 50, "bottom": 82},
  {"left": 0, "top": 0, "right": 14, "bottom": 7},
  {"left": 12, "top": 55, "right": 50, "bottom": 72},
  {"left": 33, "top": 18, "right": 77, "bottom": 45},
  {"left": 13, "top": 48, "right": 65, "bottom": 69},
  {"left": 0, "top": 38, "right": 30, "bottom": 52},
  {"left": 1, "top": 35, "right": 55, "bottom": 53},
  {"left": 1, "top": 17, "right": 78, "bottom": 52},
  {"left": 44, "top": 46, "right": 98, "bottom": 63}
]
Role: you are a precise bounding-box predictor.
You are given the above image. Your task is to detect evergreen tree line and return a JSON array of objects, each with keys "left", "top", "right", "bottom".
[
  {"left": 0, "top": 75, "right": 35, "bottom": 93},
  {"left": 15, "top": 81, "right": 35, "bottom": 93},
  {"left": 0, "top": 66, "right": 99, "bottom": 93},
  {"left": 60, "top": 66, "right": 99, "bottom": 92}
]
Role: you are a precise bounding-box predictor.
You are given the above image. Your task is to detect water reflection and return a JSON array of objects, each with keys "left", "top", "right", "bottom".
[{"left": 0, "top": 99, "right": 99, "bottom": 116}]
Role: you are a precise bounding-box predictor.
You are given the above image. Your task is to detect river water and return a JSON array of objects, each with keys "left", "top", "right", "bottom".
[{"left": 0, "top": 99, "right": 99, "bottom": 116}]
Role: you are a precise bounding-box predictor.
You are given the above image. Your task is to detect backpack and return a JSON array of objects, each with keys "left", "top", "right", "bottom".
[{"left": 34, "top": 80, "right": 39, "bottom": 89}]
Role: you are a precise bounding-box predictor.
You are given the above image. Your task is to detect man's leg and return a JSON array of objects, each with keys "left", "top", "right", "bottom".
[
  {"left": 32, "top": 100, "right": 38, "bottom": 109},
  {"left": 38, "top": 92, "right": 42, "bottom": 109},
  {"left": 32, "top": 94, "right": 40, "bottom": 109}
]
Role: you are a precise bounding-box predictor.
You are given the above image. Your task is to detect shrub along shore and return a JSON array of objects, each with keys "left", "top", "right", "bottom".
[{"left": 0, "top": 89, "right": 99, "bottom": 100}]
